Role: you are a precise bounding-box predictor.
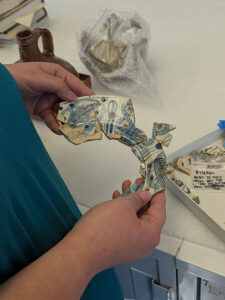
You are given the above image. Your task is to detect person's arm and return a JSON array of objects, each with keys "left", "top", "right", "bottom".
[
  {"left": 0, "top": 229, "right": 94, "bottom": 299},
  {"left": 0, "top": 62, "right": 166, "bottom": 299},
  {"left": 0, "top": 190, "right": 165, "bottom": 300}
]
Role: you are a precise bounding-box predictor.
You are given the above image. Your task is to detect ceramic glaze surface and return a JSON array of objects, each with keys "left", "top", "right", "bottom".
[{"left": 57, "top": 96, "right": 175, "bottom": 196}]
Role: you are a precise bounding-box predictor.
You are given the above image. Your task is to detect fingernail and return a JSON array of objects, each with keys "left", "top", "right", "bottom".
[
  {"left": 67, "top": 91, "right": 76, "bottom": 100},
  {"left": 139, "top": 191, "right": 151, "bottom": 202}
]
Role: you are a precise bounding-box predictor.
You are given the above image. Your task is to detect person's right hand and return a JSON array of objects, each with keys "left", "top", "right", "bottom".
[
  {"left": 0, "top": 181, "right": 165, "bottom": 300},
  {"left": 68, "top": 184, "right": 166, "bottom": 276}
]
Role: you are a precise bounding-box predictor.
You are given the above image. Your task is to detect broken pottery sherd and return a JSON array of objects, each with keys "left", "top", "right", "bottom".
[{"left": 57, "top": 95, "right": 175, "bottom": 197}]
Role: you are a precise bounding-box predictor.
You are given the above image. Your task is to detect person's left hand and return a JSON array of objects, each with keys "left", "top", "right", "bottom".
[
  {"left": 112, "top": 177, "right": 144, "bottom": 199},
  {"left": 113, "top": 177, "right": 152, "bottom": 216},
  {"left": 5, "top": 62, "right": 94, "bottom": 134}
]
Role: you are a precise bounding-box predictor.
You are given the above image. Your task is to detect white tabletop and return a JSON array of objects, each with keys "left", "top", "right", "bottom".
[{"left": 1, "top": 0, "right": 225, "bottom": 265}]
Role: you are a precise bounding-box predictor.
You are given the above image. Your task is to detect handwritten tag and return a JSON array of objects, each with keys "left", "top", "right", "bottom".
[{"left": 191, "top": 163, "right": 225, "bottom": 191}]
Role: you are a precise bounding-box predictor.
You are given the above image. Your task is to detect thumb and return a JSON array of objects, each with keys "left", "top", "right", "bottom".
[
  {"left": 126, "top": 191, "right": 151, "bottom": 212},
  {"left": 42, "top": 73, "right": 77, "bottom": 101}
]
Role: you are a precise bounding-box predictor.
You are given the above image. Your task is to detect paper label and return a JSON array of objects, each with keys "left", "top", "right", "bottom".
[{"left": 191, "top": 163, "right": 225, "bottom": 191}]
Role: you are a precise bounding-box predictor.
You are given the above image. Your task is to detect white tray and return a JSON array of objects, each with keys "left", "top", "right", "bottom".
[{"left": 167, "top": 129, "right": 225, "bottom": 243}]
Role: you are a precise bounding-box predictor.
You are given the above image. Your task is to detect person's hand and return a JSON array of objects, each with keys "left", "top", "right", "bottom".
[
  {"left": 5, "top": 62, "right": 94, "bottom": 134},
  {"left": 112, "top": 177, "right": 144, "bottom": 198},
  {"left": 0, "top": 180, "right": 165, "bottom": 300},
  {"left": 68, "top": 180, "right": 166, "bottom": 275}
]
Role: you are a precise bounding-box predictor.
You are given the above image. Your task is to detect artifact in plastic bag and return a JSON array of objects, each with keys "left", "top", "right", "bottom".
[
  {"left": 57, "top": 95, "right": 175, "bottom": 197},
  {"left": 16, "top": 28, "right": 91, "bottom": 88},
  {"left": 77, "top": 10, "right": 152, "bottom": 97},
  {"left": 88, "top": 14, "right": 127, "bottom": 71}
]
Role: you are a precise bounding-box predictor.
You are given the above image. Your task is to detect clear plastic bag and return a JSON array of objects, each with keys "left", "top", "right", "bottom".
[{"left": 77, "top": 9, "right": 152, "bottom": 97}]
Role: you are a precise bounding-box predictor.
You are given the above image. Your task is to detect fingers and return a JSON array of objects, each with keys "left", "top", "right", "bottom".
[
  {"left": 141, "top": 191, "right": 166, "bottom": 230},
  {"left": 64, "top": 71, "right": 94, "bottom": 97},
  {"left": 39, "top": 73, "right": 78, "bottom": 102},
  {"left": 126, "top": 191, "right": 151, "bottom": 212},
  {"left": 33, "top": 62, "right": 94, "bottom": 133},
  {"left": 112, "top": 178, "right": 143, "bottom": 199},
  {"left": 112, "top": 179, "right": 131, "bottom": 199},
  {"left": 151, "top": 191, "right": 166, "bottom": 207},
  {"left": 112, "top": 190, "right": 120, "bottom": 199},
  {"left": 33, "top": 93, "right": 62, "bottom": 134},
  {"left": 122, "top": 180, "right": 132, "bottom": 192},
  {"left": 137, "top": 202, "right": 151, "bottom": 218},
  {"left": 135, "top": 177, "right": 143, "bottom": 185},
  {"left": 40, "top": 109, "right": 61, "bottom": 134},
  {"left": 39, "top": 63, "right": 94, "bottom": 98}
]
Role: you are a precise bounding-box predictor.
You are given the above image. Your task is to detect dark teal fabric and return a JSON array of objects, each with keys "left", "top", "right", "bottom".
[{"left": 0, "top": 64, "right": 123, "bottom": 300}]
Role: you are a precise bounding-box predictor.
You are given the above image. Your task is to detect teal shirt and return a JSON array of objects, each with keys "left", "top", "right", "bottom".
[{"left": 0, "top": 64, "right": 123, "bottom": 300}]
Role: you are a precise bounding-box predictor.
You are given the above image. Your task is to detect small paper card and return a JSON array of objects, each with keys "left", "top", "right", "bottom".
[{"left": 191, "top": 162, "right": 225, "bottom": 191}]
